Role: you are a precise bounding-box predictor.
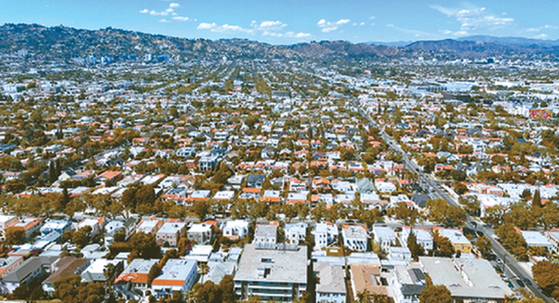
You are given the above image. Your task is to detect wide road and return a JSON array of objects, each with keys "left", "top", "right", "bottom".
[{"left": 356, "top": 103, "right": 555, "bottom": 303}]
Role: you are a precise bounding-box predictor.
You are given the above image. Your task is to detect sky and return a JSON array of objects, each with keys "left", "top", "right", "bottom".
[{"left": 0, "top": 0, "right": 558, "bottom": 45}]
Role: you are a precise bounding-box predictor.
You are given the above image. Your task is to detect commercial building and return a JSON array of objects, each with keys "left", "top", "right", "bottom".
[{"left": 234, "top": 244, "right": 308, "bottom": 302}]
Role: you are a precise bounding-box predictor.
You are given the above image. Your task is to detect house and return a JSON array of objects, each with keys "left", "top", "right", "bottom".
[
  {"left": 222, "top": 220, "right": 249, "bottom": 240},
  {"left": 372, "top": 225, "right": 396, "bottom": 251},
  {"left": 349, "top": 263, "right": 389, "bottom": 301},
  {"left": 81, "top": 259, "right": 124, "bottom": 283},
  {"left": 76, "top": 217, "right": 105, "bottom": 237},
  {"left": 253, "top": 224, "right": 278, "bottom": 246},
  {"left": 314, "top": 262, "right": 347, "bottom": 303},
  {"left": 94, "top": 170, "right": 123, "bottom": 185},
  {"left": 114, "top": 259, "right": 160, "bottom": 296},
  {"left": 401, "top": 227, "right": 433, "bottom": 252},
  {"left": 246, "top": 174, "right": 266, "bottom": 188},
  {"left": 0, "top": 215, "right": 18, "bottom": 238},
  {"left": 234, "top": 244, "right": 308, "bottom": 302},
  {"left": 104, "top": 218, "right": 137, "bottom": 246},
  {"left": 187, "top": 223, "right": 213, "bottom": 245},
  {"left": 342, "top": 225, "right": 369, "bottom": 252},
  {"left": 521, "top": 230, "right": 553, "bottom": 251},
  {"left": 151, "top": 259, "right": 198, "bottom": 298},
  {"left": 9, "top": 217, "right": 43, "bottom": 239},
  {"left": 375, "top": 180, "right": 397, "bottom": 193},
  {"left": 419, "top": 257, "right": 513, "bottom": 301},
  {"left": 156, "top": 221, "right": 187, "bottom": 246},
  {"left": 313, "top": 222, "right": 338, "bottom": 249},
  {"left": 437, "top": 228, "right": 472, "bottom": 254},
  {"left": 198, "top": 154, "right": 220, "bottom": 171},
  {"left": 42, "top": 257, "right": 90, "bottom": 294},
  {"left": 285, "top": 222, "right": 308, "bottom": 245},
  {"left": 136, "top": 218, "right": 163, "bottom": 235},
  {"left": 388, "top": 247, "right": 413, "bottom": 263},
  {"left": 390, "top": 263, "right": 426, "bottom": 303},
  {"left": 40, "top": 219, "right": 71, "bottom": 237},
  {"left": 0, "top": 256, "right": 24, "bottom": 278},
  {"left": 2, "top": 257, "right": 44, "bottom": 294}
]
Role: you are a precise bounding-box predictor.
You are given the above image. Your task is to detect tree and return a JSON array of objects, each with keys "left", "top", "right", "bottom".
[
  {"left": 220, "top": 275, "right": 235, "bottom": 303},
  {"left": 4, "top": 178, "right": 26, "bottom": 193},
  {"left": 533, "top": 260, "right": 559, "bottom": 299},
  {"left": 192, "top": 281, "right": 222, "bottom": 303},
  {"left": 311, "top": 202, "right": 327, "bottom": 222},
  {"left": 198, "top": 262, "right": 210, "bottom": 284},
  {"left": 407, "top": 229, "right": 424, "bottom": 260},
  {"left": 129, "top": 232, "right": 161, "bottom": 259},
  {"left": 431, "top": 230, "right": 455, "bottom": 258},
  {"left": 533, "top": 189, "right": 542, "bottom": 208},
  {"left": 394, "top": 202, "right": 420, "bottom": 226},
  {"left": 147, "top": 262, "right": 161, "bottom": 286},
  {"left": 459, "top": 196, "right": 480, "bottom": 216},
  {"left": 419, "top": 283, "right": 453, "bottom": 303},
  {"left": 53, "top": 275, "right": 106, "bottom": 303},
  {"left": 191, "top": 200, "right": 210, "bottom": 221},
  {"left": 356, "top": 289, "right": 389, "bottom": 303},
  {"left": 483, "top": 206, "right": 505, "bottom": 227},
  {"left": 476, "top": 235, "right": 492, "bottom": 258},
  {"left": 4, "top": 228, "right": 26, "bottom": 245},
  {"left": 72, "top": 226, "right": 92, "bottom": 249},
  {"left": 495, "top": 223, "right": 528, "bottom": 260}
]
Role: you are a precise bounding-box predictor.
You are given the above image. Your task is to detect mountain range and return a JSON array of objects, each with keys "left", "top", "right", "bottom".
[{"left": 2, "top": 23, "right": 559, "bottom": 62}]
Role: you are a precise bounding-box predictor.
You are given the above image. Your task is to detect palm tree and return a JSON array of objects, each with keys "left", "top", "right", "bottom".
[{"left": 197, "top": 263, "right": 210, "bottom": 284}]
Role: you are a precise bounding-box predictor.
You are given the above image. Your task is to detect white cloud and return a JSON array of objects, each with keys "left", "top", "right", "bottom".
[
  {"left": 317, "top": 18, "right": 350, "bottom": 33},
  {"left": 369, "top": 16, "right": 376, "bottom": 20},
  {"left": 197, "top": 22, "right": 216, "bottom": 30},
  {"left": 197, "top": 22, "right": 254, "bottom": 34},
  {"left": 140, "top": 9, "right": 149, "bottom": 13},
  {"left": 169, "top": 3, "right": 180, "bottom": 8},
  {"left": 336, "top": 19, "right": 350, "bottom": 25},
  {"left": 159, "top": 19, "right": 170, "bottom": 23},
  {"left": 173, "top": 16, "right": 189, "bottom": 21},
  {"left": 360, "top": 22, "right": 365, "bottom": 26},
  {"left": 527, "top": 25, "right": 559, "bottom": 32},
  {"left": 149, "top": 8, "right": 174, "bottom": 16},
  {"left": 431, "top": 5, "right": 513, "bottom": 31},
  {"left": 285, "top": 31, "right": 311, "bottom": 38},
  {"left": 253, "top": 20, "right": 287, "bottom": 32}
]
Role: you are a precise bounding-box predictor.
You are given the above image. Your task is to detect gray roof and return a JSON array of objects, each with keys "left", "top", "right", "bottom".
[
  {"left": 419, "top": 257, "right": 514, "bottom": 299},
  {"left": 314, "top": 262, "right": 346, "bottom": 294},
  {"left": 255, "top": 224, "right": 278, "bottom": 238},
  {"left": 3, "top": 257, "right": 43, "bottom": 283},
  {"left": 234, "top": 244, "right": 307, "bottom": 283},
  {"left": 401, "top": 284, "right": 425, "bottom": 296}
]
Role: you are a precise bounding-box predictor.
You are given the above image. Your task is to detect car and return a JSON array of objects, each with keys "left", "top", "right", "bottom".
[
  {"left": 523, "top": 278, "right": 532, "bottom": 286},
  {"left": 394, "top": 227, "right": 402, "bottom": 233},
  {"left": 516, "top": 279, "right": 525, "bottom": 288},
  {"left": 476, "top": 230, "right": 485, "bottom": 237}
]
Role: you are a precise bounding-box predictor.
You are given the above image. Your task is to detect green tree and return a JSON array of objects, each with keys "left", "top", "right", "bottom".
[
  {"left": 431, "top": 230, "right": 455, "bottom": 258},
  {"left": 191, "top": 200, "right": 210, "bottom": 221},
  {"left": 394, "top": 202, "right": 419, "bottom": 226},
  {"left": 220, "top": 275, "right": 235, "bottom": 303},
  {"left": 198, "top": 262, "right": 210, "bottom": 284},
  {"left": 419, "top": 283, "right": 453, "bottom": 303},
  {"left": 533, "top": 189, "right": 542, "bottom": 208},
  {"left": 407, "top": 229, "right": 424, "bottom": 260},
  {"left": 495, "top": 223, "right": 528, "bottom": 260},
  {"left": 53, "top": 275, "right": 106, "bottom": 303},
  {"left": 476, "top": 235, "right": 492, "bottom": 258},
  {"left": 4, "top": 228, "right": 26, "bottom": 245},
  {"left": 533, "top": 260, "right": 559, "bottom": 300},
  {"left": 72, "top": 226, "right": 92, "bottom": 249}
]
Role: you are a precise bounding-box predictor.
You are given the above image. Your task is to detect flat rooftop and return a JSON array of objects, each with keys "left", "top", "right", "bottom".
[{"left": 234, "top": 243, "right": 307, "bottom": 283}]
